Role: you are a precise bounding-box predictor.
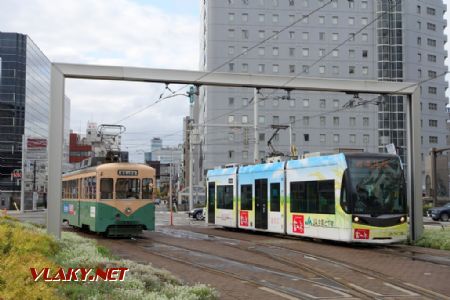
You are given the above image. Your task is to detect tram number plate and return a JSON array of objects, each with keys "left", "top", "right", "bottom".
[{"left": 118, "top": 170, "right": 138, "bottom": 176}]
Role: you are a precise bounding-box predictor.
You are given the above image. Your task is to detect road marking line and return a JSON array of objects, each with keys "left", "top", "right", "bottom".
[
  {"left": 384, "top": 283, "right": 419, "bottom": 296},
  {"left": 312, "top": 284, "right": 353, "bottom": 298},
  {"left": 348, "top": 283, "right": 383, "bottom": 296},
  {"left": 403, "top": 282, "right": 450, "bottom": 300},
  {"left": 258, "top": 287, "right": 301, "bottom": 300}
]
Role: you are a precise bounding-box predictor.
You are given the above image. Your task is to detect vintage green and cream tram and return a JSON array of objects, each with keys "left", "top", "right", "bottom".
[{"left": 62, "top": 163, "right": 155, "bottom": 237}]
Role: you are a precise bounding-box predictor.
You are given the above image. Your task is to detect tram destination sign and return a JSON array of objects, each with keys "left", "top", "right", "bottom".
[{"left": 117, "top": 170, "right": 138, "bottom": 176}]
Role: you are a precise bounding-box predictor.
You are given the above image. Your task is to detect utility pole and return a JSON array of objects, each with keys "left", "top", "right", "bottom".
[
  {"left": 189, "top": 120, "right": 193, "bottom": 211},
  {"left": 253, "top": 88, "right": 259, "bottom": 162},
  {"left": 169, "top": 161, "right": 173, "bottom": 226}
]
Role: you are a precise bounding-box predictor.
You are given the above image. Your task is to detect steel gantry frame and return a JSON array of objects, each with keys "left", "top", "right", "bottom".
[{"left": 49, "top": 62, "right": 420, "bottom": 240}]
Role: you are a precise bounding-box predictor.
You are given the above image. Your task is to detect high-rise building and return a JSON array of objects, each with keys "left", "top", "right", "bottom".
[
  {"left": 151, "top": 137, "right": 163, "bottom": 152},
  {"left": 198, "top": 0, "right": 448, "bottom": 187},
  {"left": 0, "top": 32, "right": 70, "bottom": 209}
]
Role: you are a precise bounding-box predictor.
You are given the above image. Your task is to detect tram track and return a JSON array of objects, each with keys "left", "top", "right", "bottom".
[{"left": 154, "top": 227, "right": 449, "bottom": 300}]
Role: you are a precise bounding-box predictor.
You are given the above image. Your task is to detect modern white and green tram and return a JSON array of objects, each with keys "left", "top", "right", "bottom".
[{"left": 206, "top": 153, "right": 408, "bottom": 244}]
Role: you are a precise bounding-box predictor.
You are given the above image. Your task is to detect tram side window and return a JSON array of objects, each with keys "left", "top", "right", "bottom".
[
  {"left": 100, "top": 178, "right": 113, "bottom": 200},
  {"left": 240, "top": 184, "right": 252, "bottom": 210},
  {"left": 290, "top": 180, "right": 335, "bottom": 214},
  {"left": 142, "top": 178, "right": 154, "bottom": 199},
  {"left": 116, "top": 178, "right": 140, "bottom": 199},
  {"left": 217, "top": 185, "right": 233, "bottom": 209},
  {"left": 90, "top": 177, "right": 97, "bottom": 199},
  {"left": 69, "top": 180, "right": 78, "bottom": 199},
  {"left": 270, "top": 183, "right": 280, "bottom": 212},
  {"left": 318, "top": 180, "right": 335, "bottom": 214},
  {"left": 82, "top": 178, "right": 89, "bottom": 199},
  {"left": 290, "top": 182, "right": 305, "bottom": 212},
  {"left": 62, "top": 181, "right": 68, "bottom": 198}
]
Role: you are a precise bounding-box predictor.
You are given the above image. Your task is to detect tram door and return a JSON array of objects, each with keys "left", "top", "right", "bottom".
[
  {"left": 255, "top": 179, "right": 268, "bottom": 229},
  {"left": 208, "top": 182, "right": 215, "bottom": 224}
]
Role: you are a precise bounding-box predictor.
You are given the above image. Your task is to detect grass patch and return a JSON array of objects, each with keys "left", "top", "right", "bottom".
[
  {"left": 414, "top": 227, "right": 450, "bottom": 250},
  {"left": 0, "top": 216, "right": 218, "bottom": 300}
]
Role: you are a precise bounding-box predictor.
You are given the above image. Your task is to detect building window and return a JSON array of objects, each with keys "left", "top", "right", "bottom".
[
  {"left": 229, "top": 63, "right": 234, "bottom": 72},
  {"left": 332, "top": 0, "right": 337, "bottom": 8},
  {"left": 259, "top": 14, "right": 265, "bottom": 22},
  {"left": 228, "top": 133, "right": 234, "bottom": 141},
  {"left": 228, "top": 13, "right": 235, "bottom": 22},
  {"left": 361, "top": 1, "right": 367, "bottom": 9},
  {"left": 427, "top": 38, "right": 436, "bottom": 47},
  {"left": 289, "top": 99, "right": 296, "bottom": 107},
  {"left": 228, "top": 97, "right": 234, "bottom": 106},
  {"left": 228, "top": 115, "right": 235, "bottom": 123},
  {"left": 289, "top": 0, "right": 295, "bottom": 6},
  {"left": 333, "top": 134, "right": 340, "bottom": 143},
  {"left": 348, "top": 17, "right": 354, "bottom": 25},
  {"left": 242, "top": 13, "right": 248, "bottom": 22},
  {"left": 302, "top": 32, "right": 309, "bottom": 40},
  {"left": 289, "top": 14, "right": 295, "bottom": 22},
  {"left": 258, "top": 64, "right": 265, "bottom": 73},
  {"left": 302, "top": 15, "right": 308, "bottom": 23},
  {"left": 332, "top": 33, "right": 338, "bottom": 41},
  {"left": 362, "top": 50, "right": 368, "bottom": 58},
  {"left": 427, "top": 22, "right": 436, "bottom": 31},
  {"left": 349, "top": 49, "right": 355, "bottom": 58},
  {"left": 242, "top": 30, "right": 248, "bottom": 39},
  {"left": 428, "top": 54, "right": 436, "bottom": 62},
  {"left": 272, "top": 47, "right": 279, "bottom": 56},
  {"left": 428, "top": 86, "right": 437, "bottom": 94},
  {"left": 273, "top": 116, "right": 279, "bottom": 125},
  {"left": 242, "top": 151, "right": 248, "bottom": 159},
  {"left": 361, "top": 33, "right": 368, "bottom": 41},
  {"left": 417, "top": 37, "right": 422, "bottom": 45},
  {"left": 350, "top": 134, "right": 356, "bottom": 144},
  {"left": 362, "top": 66, "right": 368, "bottom": 75},
  {"left": 333, "top": 99, "right": 339, "bottom": 108},
  {"left": 348, "top": 0, "right": 354, "bottom": 8},
  {"left": 361, "top": 17, "right": 368, "bottom": 25},
  {"left": 319, "top": 16, "right": 325, "bottom": 24},
  {"left": 363, "top": 117, "right": 369, "bottom": 127},
  {"left": 429, "top": 136, "right": 438, "bottom": 144},
  {"left": 273, "top": 31, "right": 279, "bottom": 40},
  {"left": 228, "top": 46, "right": 235, "bottom": 55},
  {"left": 259, "top": 30, "right": 265, "bottom": 38},
  {"left": 333, "top": 117, "right": 339, "bottom": 126},
  {"left": 289, "top": 116, "right": 296, "bottom": 123},
  {"left": 428, "top": 70, "right": 437, "bottom": 78},
  {"left": 350, "top": 117, "right": 356, "bottom": 126},
  {"left": 302, "top": 48, "right": 309, "bottom": 56},
  {"left": 332, "top": 16, "right": 338, "bottom": 24},
  {"left": 319, "top": 48, "right": 325, "bottom": 56},
  {"left": 242, "top": 47, "right": 248, "bottom": 55},
  {"left": 242, "top": 98, "right": 249, "bottom": 107},
  {"left": 319, "top": 66, "right": 325, "bottom": 74},
  {"left": 418, "top": 21, "right": 422, "bottom": 30},
  {"left": 417, "top": 5, "right": 421, "bottom": 14},
  {"left": 272, "top": 64, "right": 279, "bottom": 73},
  {"left": 427, "top": 7, "right": 436, "bottom": 15},
  {"left": 258, "top": 115, "right": 265, "bottom": 124},
  {"left": 289, "top": 48, "right": 295, "bottom": 57},
  {"left": 273, "top": 99, "right": 279, "bottom": 106},
  {"left": 320, "top": 134, "right": 326, "bottom": 143},
  {"left": 242, "top": 115, "right": 248, "bottom": 124},
  {"left": 429, "top": 120, "right": 437, "bottom": 127},
  {"left": 319, "top": 32, "right": 325, "bottom": 40},
  {"left": 272, "top": 14, "right": 279, "bottom": 23},
  {"left": 259, "top": 133, "right": 265, "bottom": 141},
  {"left": 303, "top": 99, "right": 309, "bottom": 107},
  {"left": 363, "top": 134, "right": 369, "bottom": 144},
  {"left": 242, "top": 63, "right": 248, "bottom": 72},
  {"left": 429, "top": 103, "right": 437, "bottom": 110},
  {"left": 228, "top": 29, "right": 235, "bottom": 38},
  {"left": 242, "top": 0, "right": 248, "bottom": 4},
  {"left": 289, "top": 65, "right": 295, "bottom": 73},
  {"left": 302, "top": 65, "right": 309, "bottom": 74},
  {"left": 289, "top": 31, "right": 295, "bottom": 39},
  {"left": 228, "top": 150, "right": 234, "bottom": 159},
  {"left": 303, "top": 116, "right": 309, "bottom": 126},
  {"left": 349, "top": 66, "right": 355, "bottom": 74},
  {"left": 320, "top": 99, "right": 326, "bottom": 108},
  {"left": 320, "top": 116, "right": 326, "bottom": 127},
  {"left": 332, "top": 49, "right": 339, "bottom": 57}
]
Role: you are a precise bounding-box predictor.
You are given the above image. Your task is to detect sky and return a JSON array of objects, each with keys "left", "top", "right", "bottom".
[
  {"left": 0, "top": 0, "right": 200, "bottom": 162},
  {"left": 0, "top": 0, "right": 449, "bottom": 162}
]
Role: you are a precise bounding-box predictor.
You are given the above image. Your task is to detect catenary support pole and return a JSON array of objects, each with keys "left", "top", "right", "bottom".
[
  {"left": 189, "top": 125, "right": 193, "bottom": 211},
  {"left": 47, "top": 65, "right": 65, "bottom": 239},
  {"left": 253, "top": 88, "right": 259, "bottom": 162},
  {"left": 406, "top": 88, "right": 423, "bottom": 241}
]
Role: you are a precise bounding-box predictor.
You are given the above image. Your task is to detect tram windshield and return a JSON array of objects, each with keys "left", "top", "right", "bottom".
[{"left": 347, "top": 156, "right": 406, "bottom": 215}]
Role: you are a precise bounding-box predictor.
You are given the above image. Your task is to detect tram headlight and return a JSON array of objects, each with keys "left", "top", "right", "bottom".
[
  {"left": 353, "top": 216, "right": 359, "bottom": 223},
  {"left": 400, "top": 216, "right": 405, "bottom": 223}
]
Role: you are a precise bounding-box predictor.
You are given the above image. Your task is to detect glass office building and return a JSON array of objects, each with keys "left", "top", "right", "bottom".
[{"left": 0, "top": 32, "right": 52, "bottom": 209}]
